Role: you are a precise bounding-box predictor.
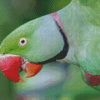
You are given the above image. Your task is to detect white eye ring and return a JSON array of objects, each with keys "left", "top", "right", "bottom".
[{"left": 19, "top": 37, "right": 27, "bottom": 46}]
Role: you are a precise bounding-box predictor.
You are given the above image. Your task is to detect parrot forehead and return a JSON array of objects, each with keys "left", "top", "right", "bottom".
[
  {"left": 0, "top": 14, "right": 62, "bottom": 48},
  {"left": 1, "top": 14, "right": 63, "bottom": 47},
  {"left": 0, "top": 17, "right": 43, "bottom": 52},
  {"left": 0, "top": 14, "right": 66, "bottom": 63},
  {"left": 7, "top": 17, "right": 43, "bottom": 38}
]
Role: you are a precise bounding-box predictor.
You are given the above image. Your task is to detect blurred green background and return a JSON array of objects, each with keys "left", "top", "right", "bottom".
[{"left": 0, "top": 0, "right": 100, "bottom": 100}]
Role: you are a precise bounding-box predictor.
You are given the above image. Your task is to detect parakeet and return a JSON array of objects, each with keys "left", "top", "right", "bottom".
[{"left": 0, "top": 0, "right": 100, "bottom": 90}]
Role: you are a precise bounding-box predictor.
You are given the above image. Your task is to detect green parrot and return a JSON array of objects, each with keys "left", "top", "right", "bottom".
[{"left": 0, "top": 0, "right": 100, "bottom": 90}]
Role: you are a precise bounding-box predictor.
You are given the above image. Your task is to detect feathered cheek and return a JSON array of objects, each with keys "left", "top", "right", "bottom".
[{"left": 85, "top": 71, "right": 100, "bottom": 86}]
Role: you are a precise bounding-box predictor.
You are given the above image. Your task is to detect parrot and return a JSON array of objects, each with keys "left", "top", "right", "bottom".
[{"left": 0, "top": 0, "right": 100, "bottom": 91}]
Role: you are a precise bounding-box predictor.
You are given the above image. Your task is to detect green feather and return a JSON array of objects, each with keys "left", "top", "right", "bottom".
[
  {"left": 1, "top": 0, "right": 100, "bottom": 90},
  {"left": 0, "top": 15, "right": 64, "bottom": 63}
]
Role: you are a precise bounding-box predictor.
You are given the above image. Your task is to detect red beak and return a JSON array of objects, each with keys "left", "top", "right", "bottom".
[{"left": 0, "top": 54, "right": 43, "bottom": 83}]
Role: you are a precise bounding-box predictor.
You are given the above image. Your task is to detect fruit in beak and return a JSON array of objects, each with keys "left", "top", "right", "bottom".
[{"left": 0, "top": 54, "right": 43, "bottom": 83}]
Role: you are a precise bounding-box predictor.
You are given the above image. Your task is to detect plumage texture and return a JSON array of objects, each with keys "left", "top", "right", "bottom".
[
  {"left": 0, "top": 0, "right": 100, "bottom": 90},
  {"left": 0, "top": 16, "right": 64, "bottom": 63}
]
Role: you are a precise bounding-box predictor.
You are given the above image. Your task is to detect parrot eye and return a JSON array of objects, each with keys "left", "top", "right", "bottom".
[{"left": 19, "top": 38, "right": 27, "bottom": 46}]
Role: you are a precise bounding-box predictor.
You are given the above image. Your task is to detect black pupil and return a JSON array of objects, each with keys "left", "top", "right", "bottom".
[{"left": 21, "top": 39, "right": 25, "bottom": 44}]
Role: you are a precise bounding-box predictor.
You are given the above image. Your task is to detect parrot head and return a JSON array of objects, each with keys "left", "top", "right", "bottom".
[{"left": 0, "top": 14, "right": 69, "bottom": 82}]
